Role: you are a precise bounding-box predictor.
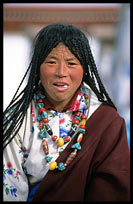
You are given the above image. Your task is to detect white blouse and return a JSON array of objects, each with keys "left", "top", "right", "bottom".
[{"left": 3, "top": 83, "right": 101, "bottom": 201}]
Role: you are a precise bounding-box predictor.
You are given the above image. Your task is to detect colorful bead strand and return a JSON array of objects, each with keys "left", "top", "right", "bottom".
[{"left": 33, "top": 84, "right": 90, "bottom": 172}]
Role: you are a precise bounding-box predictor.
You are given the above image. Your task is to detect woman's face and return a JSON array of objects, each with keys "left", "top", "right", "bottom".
[{"left": 40, "top": 43, "right": 84, "bottom": 112}]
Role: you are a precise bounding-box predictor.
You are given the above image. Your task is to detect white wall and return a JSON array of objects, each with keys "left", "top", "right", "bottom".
[{"left": 3, "top": 33, "right": 31, "bottom": 110}]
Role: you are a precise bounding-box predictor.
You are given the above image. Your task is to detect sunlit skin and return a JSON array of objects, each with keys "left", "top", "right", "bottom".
[{"left": 40, "top": 43, "right": 84, "bottom": 112}]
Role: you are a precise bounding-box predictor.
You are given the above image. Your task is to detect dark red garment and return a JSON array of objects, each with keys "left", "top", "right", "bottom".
[{"left": 32, "top": 104, "right": 130, "bottom": 201}]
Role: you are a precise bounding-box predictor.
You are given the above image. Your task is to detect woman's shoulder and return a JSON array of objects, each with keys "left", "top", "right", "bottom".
[
  {"left": 90, "top": 103, "right": 125, "bottom": 130},
  {"left": 83, "top": 83, "right": 101, "bottom": 118},
  {"left": 83, "top": 82, "right": 122, "bottom": 121},
  {"left": 83, "top": 82, "right": 101, "bottom": 106}
]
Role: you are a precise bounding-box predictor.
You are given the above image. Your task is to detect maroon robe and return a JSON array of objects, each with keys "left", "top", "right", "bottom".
[{"left": 32, "top": 104, "right": 130, "bottom": 201}]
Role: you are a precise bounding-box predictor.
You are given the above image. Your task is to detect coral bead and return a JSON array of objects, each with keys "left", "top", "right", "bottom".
[
  {"left": 75, "top": 112, "right": 81, "bottom": 117},
  {"left": 49, "top": 161, "right": 57, "bottom": 171},
  {"left": 39, "top": 107, "right": 46, "bottom": 114},
  {"left": 79, "top": 125, "right": 86, "bottom": 129},
  {"left": 58, "top": 138, "right": 64, "bottom": 147},
  {"left": 42, "top": 118, "right": 48, "bottom": 123},
  {"left": 73, "top": 120, "right": 79, "bottom": 125},
  {"left": 52, "top": 136, "right": 58, "bottom": 142},
  {"left": 37, "top": 90, "right": 42, "bottom": 94},
  {"left": 81, "top": 114, "right": 87, "bottom": 119},
  {"left": 38, "top": 99, "right": 44, "bottom": 103},
  {"left": 84, "top": 94, "right": 88, "bottom": 99},
  {"left": 64, "top": 136, "right": 71, "bottom": 142}
]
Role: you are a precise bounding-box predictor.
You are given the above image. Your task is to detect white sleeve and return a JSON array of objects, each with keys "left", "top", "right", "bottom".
[
  {"left": 3, "top": 136, "right": 29, "bottom": 201},
  {"left": 3, "top": 106, "right": 32, "bottom": 201}
]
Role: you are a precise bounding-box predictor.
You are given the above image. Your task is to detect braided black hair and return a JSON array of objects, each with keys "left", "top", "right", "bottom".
[{"left": 3, "top": 23, "right": 116, "bottom": 149}]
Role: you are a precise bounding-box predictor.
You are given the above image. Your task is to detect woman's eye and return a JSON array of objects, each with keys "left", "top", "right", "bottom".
[
  {"left": 68, "top": 62, "right": 76, "bottom": 66},
  {"left": 47, "top": 61, "right": 56, "bottom": 64}
]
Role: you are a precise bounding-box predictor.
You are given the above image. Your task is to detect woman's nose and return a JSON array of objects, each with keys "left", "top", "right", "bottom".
[{"left": 56, "top": 62, "right": 68, "bottom": 78}]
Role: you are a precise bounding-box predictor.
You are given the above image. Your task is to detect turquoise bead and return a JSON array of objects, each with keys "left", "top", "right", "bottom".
[
  {"left": 37, "top": 94, "right": 45, "bottom": 99},
  {"left": 38, "top": 103, "right": 44, "bottom": 109},
  {"left": 82, "top": 87, "right": 86, "bottom": 94},
  {"left": 45, "top": 156, "right": 52, "bottom": 163},
  {"left": 37, "top": 115, "right": 42, "bottom": 121},
  {"left": 74, "top": 116, "right": 81, "bottom": 121},
  {"left": 38, "top": 94, "right": 45, "bottom": 99},
  {"left": 41, "top": 111, "right": 48, "bottom": 118},
  {"left": 59, "top": 147, "right": 64, "bottom": 153},
  {"left": 58, "top": 162, "right": 66, "bottom": 171},
  {"left": 78, "top": 128, "right": 85, "bottom": 134},
  {"left": 36, "top": 95, "right": 40, "bottom": 100},
  {"left": 38, "top": 130, "right": 47, "bottom": 139},
  {"left": 39, "top": 85, "right": 43, "bottom": 90},
  {"left": 71, "top": 142, "right": 81, "bottom": 150}
]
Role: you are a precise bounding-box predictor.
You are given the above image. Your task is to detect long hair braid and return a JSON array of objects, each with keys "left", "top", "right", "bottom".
[{"left": 64, "top": 36, "right": 116, "bottom": 108}]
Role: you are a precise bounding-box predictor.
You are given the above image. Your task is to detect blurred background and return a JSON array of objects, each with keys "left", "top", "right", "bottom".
[{"left": 3, "top": 3, "right": 130, "bottom": 148}]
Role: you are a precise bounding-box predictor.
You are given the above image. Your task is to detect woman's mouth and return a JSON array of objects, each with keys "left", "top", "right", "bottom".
[{"left": 53, "top": 82, "right": 69, "bottom": 91}]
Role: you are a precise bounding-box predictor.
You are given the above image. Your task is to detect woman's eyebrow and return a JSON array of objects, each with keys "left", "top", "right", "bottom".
[
  {"left": 46, "top": 56, "right": 77, "bottom": 61},
  {"left": 65, "top": 57, "right": 77, "bottom": 61}
]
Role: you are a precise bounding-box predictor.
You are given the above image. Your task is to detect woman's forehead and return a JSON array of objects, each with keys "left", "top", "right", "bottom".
[{"left": 47, "top": 43, "right": 75, "bottom": 58}]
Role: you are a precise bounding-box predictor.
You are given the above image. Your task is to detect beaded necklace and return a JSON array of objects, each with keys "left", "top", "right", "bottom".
[{"left": 34, "top": 84, "right": 90, "bottom": 171}]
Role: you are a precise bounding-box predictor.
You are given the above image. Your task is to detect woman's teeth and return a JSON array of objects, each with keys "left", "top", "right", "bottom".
[{"left": 54, "top": 83, "right": 68, "bottom": 87}]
